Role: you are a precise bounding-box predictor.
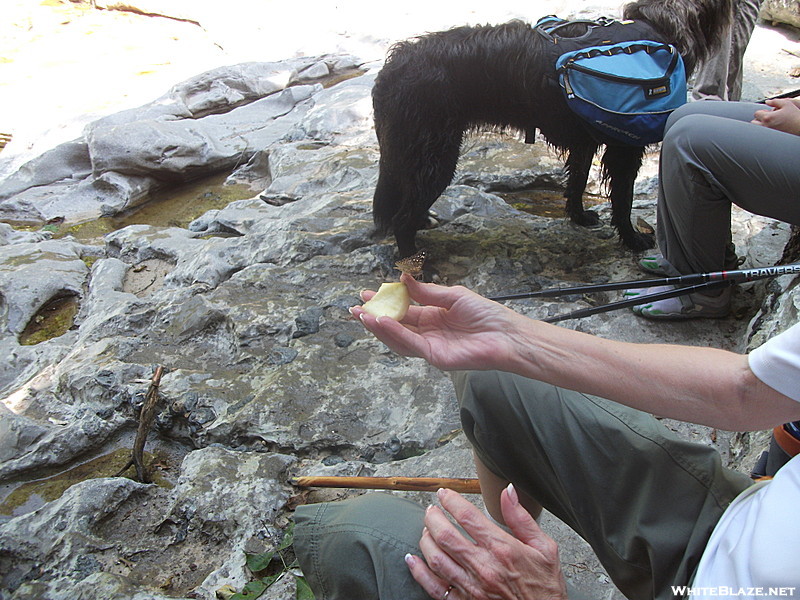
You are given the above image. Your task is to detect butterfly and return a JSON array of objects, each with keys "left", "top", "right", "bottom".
[{"left": 394, "top": 250, "right": 427, "bottom": 278}]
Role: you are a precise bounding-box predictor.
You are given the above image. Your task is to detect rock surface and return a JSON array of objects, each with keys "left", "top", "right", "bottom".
[
  {"left": 1, "top": 5, "right": 800, "bottom": 600},
  {"left": 762, "top": 0, "right": 800, "bottom": 29}
]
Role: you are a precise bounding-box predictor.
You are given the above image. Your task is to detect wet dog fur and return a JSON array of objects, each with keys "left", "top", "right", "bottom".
[{"left": 371, "top": 0, "right": 732, "bottom": 257}]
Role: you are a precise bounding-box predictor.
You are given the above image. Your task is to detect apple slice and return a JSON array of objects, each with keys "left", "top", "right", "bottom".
[{"left": 361, "top": 282, "right": 410, "bottom": 320}]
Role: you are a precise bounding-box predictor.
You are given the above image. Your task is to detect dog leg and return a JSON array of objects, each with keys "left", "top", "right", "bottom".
[
  {"left": 563, "top": 144, "right": 600, "bottom": 227},
  {"left": 602, "top": 145, "right": 655, "bottom": 251},
  {"left": 388, "top": 129, "right": 464, "bottom": 259},
  {"left": 395, "top": 229, "right": 420, "bottom": 260}
]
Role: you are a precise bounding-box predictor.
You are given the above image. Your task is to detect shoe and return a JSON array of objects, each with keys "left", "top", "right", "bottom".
[
  {"left": 638, "top": 254, "right": 680, "bottom": 277},
  {"left": 639, "top": 253, "right": 745, "bottom": 277},
  {"left": 624, "top": 285, "right": 731, "bottom": 320}
]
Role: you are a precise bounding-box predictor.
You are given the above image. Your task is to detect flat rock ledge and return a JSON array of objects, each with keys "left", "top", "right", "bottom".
[{"left": 0, "top": 55, "right": 797, "bottom": 600}]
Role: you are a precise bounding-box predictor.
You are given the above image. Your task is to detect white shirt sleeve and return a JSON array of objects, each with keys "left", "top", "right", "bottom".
[{"left": 748, "top": 323, "right": 800, "bottom": 402}]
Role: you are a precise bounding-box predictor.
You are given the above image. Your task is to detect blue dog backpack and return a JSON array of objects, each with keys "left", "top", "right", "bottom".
[{"left": 536, "top": 16, "right": 687, "bottom": 146}]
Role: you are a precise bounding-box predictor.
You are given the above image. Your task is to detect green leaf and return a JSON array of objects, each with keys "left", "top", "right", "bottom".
[
  {"left": 261, "top": 573, "right": 283, "bottom": 587},
  {"left": 295, "top": 575, "right": 315, "bottom": 600},
  {"left": 229, "top": 580, "right": 268, "bottom": 600},
  {"left": 246, "top": 550, "right": 275, "bottom": 573},
  {"left": 277, "top": 522, "right": 295, "bottom": 551},
  {"left": 245, "top": 523, "right": 296, "bottom": 573}
]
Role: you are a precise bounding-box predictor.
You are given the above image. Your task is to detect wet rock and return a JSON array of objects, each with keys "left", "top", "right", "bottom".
[
  {"left": 7, "top": 572, "right": 180, "bottom": 600},
  {"left": 0, "top": 140, "right": 93, "bottom": 203},
  {"left": 0, "top": 447, "right": 295, "bottom": 600},
  {"left": 0, "top": 50, "right": 795, "bottom": 600},
  {"left": 0, "top": 477, "right": 149, "bottom": 592},
  {"left": 0, "top": 58, "right": 364, "bottom": 225},
  {"left": 293, "top": 307, "right": 323, "bottom": 338},
  {"left": 87, "top": 85, "right": 318, "bottom": 182},
  {"left": 0, "top": 224, "right": 51, "bottom": 247},
  {"left": 0, "top": 239, "right": 90, "bottom": 338},
  {"left": 287, "top": 72, "right": 377, "bottom": 145}
]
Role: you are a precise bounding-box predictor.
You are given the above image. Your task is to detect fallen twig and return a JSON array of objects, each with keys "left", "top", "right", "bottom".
[{"left": 117, "top": 365, "right": 165, "bottom": 483}]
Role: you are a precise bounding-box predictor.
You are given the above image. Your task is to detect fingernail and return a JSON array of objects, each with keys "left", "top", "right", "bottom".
[
  {"left": 437, "top": 487, "right": 446, "bottom": 501},
  {"left": 506, "top": 483, "right": 519, "bottom": 506},
  {"left": 404, "top": 553, "right": 415, "bottom": 566}
]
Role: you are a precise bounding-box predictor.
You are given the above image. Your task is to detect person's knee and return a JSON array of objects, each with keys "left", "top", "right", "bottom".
[
  {"left": 296, "top": 493, "right": 424, "bottom": 537},
  {"left": 456, "top": 371, "right": 555, "bottom": 452},
  {"left": 661, "top": 113, "right": 722, "bottom": 172},
  {"left": 455, "top": 370, "right": 517, "bottom": 420},
  {"left": 664, "top": 101, "right": 697, "bottom": 132},
  {"left": 664, "top": 100, "right": 720, "bottom": 134},
  {"left": 294, "top": 494, "right": 428, "bottom": 600}
]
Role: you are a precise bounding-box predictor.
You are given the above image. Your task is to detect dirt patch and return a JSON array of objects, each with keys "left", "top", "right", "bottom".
[{"left": 123, "top": 258, "right": 173, "bottom": 297}]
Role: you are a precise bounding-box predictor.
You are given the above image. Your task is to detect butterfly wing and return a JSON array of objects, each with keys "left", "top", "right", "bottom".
[{"left": 394, "top": 250, "right": 426, "bottom": 278}]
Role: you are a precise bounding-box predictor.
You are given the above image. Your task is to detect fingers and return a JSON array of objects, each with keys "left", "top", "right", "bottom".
[
  {"left": 752, "top": 107, "right": 772, "bottom": 126},
  {"left": 424, "top": 490, "right": 506, "bottom": 581},
  {"left": 404, "top": 552, "right": 454, "bottom": 600},
  {"left": 410, "top": 489, "right": 566, "bottom": 600},
  {"left": 434, "top": 488, "right": 496, "bottom": 545},
  {"left": 752, "top": 101, "right": 777, "bottom": 126},
  {"left": 499, "top": 484, "right": 546, "bottom": 548},
  {"left": 766, "top": 98, "right": 792, "bottom": 109},
  {"left": 352, "top": 308, "right": 428, "bottom": 355},
  {"left": 402, "top": 274, "right": 471, "bottom": 309},
  {"left": 410, "top": 502, "right": 481, "bottom": 598},
  {"left": 418, "top": 519, "right": 472, "bottom": 586},
  {"left": 424, "top": 502, "right": 480, "bottom": 558},
  {"left": 350, "top": 293, "right": 439, "bottom": 361}
]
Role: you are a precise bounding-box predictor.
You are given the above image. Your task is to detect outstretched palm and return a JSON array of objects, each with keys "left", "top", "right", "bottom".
[{"left": 352, "top": 276, "right": 523, "bottom": 372}]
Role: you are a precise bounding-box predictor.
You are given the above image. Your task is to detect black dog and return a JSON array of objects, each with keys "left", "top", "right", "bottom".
[{"left": 372, "top": 0, "right": 732, "bottom": 258}]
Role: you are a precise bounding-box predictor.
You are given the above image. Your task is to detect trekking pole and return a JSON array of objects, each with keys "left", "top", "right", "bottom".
[
  {"left": 761, "top": 88, "right": 800, "bottom": 102},
  {"left": 291, "top": 476, "right": 482, "bottom": 494},
  {"left": 488, "top": 263, "right": 800, "bottom": 322},
  {"left": 489, "top": 263, "right": 800, "bottom": 302},
  {"left": 541, "top": 279, "right": 731, "bottom": 323}
]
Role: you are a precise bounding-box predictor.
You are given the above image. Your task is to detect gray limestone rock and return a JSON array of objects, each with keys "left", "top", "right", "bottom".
[
  {"left": 760, "top": 0, "right": 800, "bottom": 28},
  {"left": 0, "top": 239, "right": 90, "bottom": 336},
  {"left": 0, "top": 477, "right": 150, "bottom": 592},
  {"left": 0, "top": 58, "right": 363, "bottom": 225},
  {"left": 0, "top": 51, "right": 795, "bottom": 600}
]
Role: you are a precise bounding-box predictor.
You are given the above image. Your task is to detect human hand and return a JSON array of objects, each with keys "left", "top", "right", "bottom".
[
  {"left": 349, "top": 275, "right": 525, "bottom": 372},
  {"left": 752, "top": 98, "right": 800, "bottom": 136},
  {"left": 404, "top": 486, "right": 568, "bottom": 600}
]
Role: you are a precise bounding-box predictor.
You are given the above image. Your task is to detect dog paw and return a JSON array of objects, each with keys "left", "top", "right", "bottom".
[
  {"left": 623, "top": 231, "right": 656, "bottom": 252},
  {"left": 570, "top": 209, "right": 601, "bottom": 227}
]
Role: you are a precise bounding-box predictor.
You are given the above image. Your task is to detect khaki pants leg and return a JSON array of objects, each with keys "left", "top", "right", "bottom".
[
  {"left": 656, "top": 101, "right": 800, "bottom": 275},
  {"left": 454, "top": 370, "right": 752, "bottom": 600},
  {"left": 294, "top": 493, "right": 429, "bottom": 600}
]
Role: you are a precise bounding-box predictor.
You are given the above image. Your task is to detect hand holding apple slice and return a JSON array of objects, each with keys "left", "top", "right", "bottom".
[
  {"left": 361, "top": 282, "right": 411, "bottom": 320},
  {"left": 360, "top": 250, "right": 427, "bottom": 321}
]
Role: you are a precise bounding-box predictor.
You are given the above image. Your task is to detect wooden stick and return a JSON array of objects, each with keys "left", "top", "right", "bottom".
[
  {"left": 292, "top": 476, "right": 482, "bottom": 494},
  {"left": 116, "top": 365, "right": 165, "bottom": 483}
]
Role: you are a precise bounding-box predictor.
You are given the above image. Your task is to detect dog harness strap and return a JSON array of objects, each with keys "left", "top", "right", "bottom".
[{"left": 534, "top": 15, "right": 666, "bottom": 59}]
